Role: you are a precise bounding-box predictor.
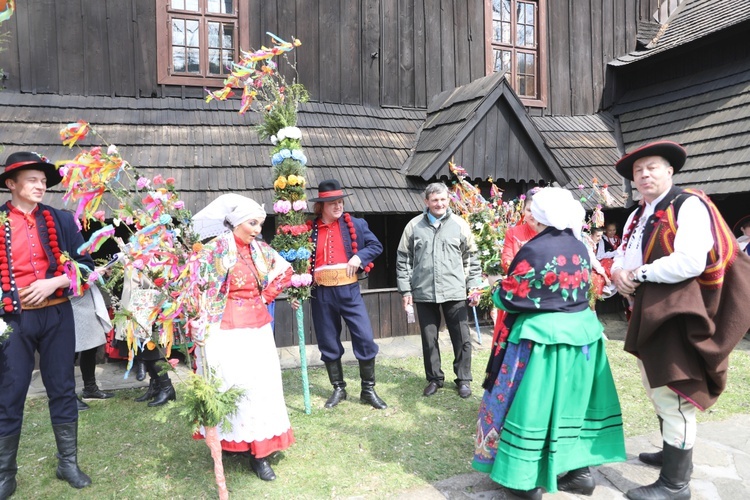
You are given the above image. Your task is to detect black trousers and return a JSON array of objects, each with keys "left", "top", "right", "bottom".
[
  {"left": 415, "top": 300, "right": 472, "bottom": 385},
  {"left": 0, "top": 303, "right": 78, "bottom": 437}
]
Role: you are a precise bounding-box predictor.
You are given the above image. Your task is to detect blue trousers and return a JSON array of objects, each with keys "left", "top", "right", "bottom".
[
  {"left": 311, "top": 283, "right": 379, "bottom": 363},
  {"left": 0, "top": 302, "right": 78, "bottom": 437}
]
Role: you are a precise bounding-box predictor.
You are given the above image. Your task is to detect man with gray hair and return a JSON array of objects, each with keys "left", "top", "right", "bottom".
[{"left": 396, "top": 182, "right": 483, "bottom": 398}]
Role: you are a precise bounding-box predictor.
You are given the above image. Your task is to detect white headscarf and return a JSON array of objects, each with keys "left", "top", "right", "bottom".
[
  {"left": 530, "top": 187, "right": 585, "bottom": 235},
  {"left": 192, "top": 194, "right": 266, "bottom": 240}
]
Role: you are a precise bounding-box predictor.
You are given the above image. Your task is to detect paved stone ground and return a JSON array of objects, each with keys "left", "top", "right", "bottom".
[{"left": 26, "top": 313, "right": 750, "bottom": 499}]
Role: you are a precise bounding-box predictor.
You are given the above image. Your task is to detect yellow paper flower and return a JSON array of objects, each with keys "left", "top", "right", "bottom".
[
  {"left": 287, "top": 174, "right": 299, "bottom": 186},
  {"left": 297, "top": 176, "right": 306, "bottom": 187},
  {"left": 274, "top": 176, "right": 288, "bottom": 189}
]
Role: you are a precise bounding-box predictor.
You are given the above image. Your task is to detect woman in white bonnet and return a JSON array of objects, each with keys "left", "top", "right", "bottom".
[
  {"left": 190, "top": 194, "right": 294, "bottom": 482},
  {"left": 473, "top": 187, "right": 626, "bottom": 498}
]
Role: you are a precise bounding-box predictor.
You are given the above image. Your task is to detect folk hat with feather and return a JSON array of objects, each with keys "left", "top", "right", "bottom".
[{"left": 0, "top": 151, "right": 63, "bottom": 189}]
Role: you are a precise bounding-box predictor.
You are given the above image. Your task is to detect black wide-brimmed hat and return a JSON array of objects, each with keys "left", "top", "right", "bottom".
[
  {"left": 0, "top": 151, "right": 63, "bottom": 189},
  {"left": 615, "top": 141, "right": 687, "bottom": 181},
  {"left": 308, "top": 179, "right": 351, "bottom": 203},
  {"left": 734, "top": 214, "right": 750, "bottom": 235}
]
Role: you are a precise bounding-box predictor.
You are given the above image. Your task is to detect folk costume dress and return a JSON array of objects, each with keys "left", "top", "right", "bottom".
[
  {"left": 473, "top": 227, "right": 626, "bottom": 493},
  {"left": 194, "top": 231, "right": 294, "bottom": 458}
]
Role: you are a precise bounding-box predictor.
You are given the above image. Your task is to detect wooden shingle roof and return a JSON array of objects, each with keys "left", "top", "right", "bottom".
[
  {"left": 612, "top": 56, "right": 750, "bottom": 196},
  {"left": 531, "top": 114, "right": 626, "bottom": 209},
  {"left": 612, "top": 0, "right": 750, "bottom": 66},
  {"left": 401, "top": 72, "right": 569, "bottom": 185},
  {"left": 0, "top": 93, "right": 427, "bottom": 215}
]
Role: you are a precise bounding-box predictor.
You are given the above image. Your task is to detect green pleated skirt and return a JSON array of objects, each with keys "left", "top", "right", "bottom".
[{"left": 473, "top": 310, "right": 626, "bottom": 493}]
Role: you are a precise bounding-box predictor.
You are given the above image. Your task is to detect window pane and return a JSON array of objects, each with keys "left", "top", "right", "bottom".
[
  {"left": 173, "top": 47, "right": 186, "bottom": 72},
  {"left": 208, "top": 22, "right": 219, "bottom": 48},
  {"left": 186, "top": 19, "right": 200, "bottom": 47},
  {"left": 171, "top": 0, "right": 185, "bottom": 10},
  {"left": 207, "top": 0, "right": 234, "bottom": 14},
  {"left": 502, "top": 21, "right": 511, "bottom": 44},
  {"left": 222, "top": 50, "right": 234, "bottom": 72},
  {"left": 185, "top": 0, "right": 199, "bottom": 11},
  {"left": 172, "top": 19, "right": 185, "bottom": 46},
  {"left": 525, "top": 3, "right": 534, "bottom": 24},
  {"left": 516, "top": 23, "right": 524, "bottom": 45},
  {"left": 517, "top": 3, "right": 524, "bottom": 25},
  {"left": 502, "top": 0, "right": 511, "bottom": 21},
  {"left": 209, "top": 49, "right": 220, "bottom": 74},
  {"left": 187, "top": 48, "right": 200, "bottom": 73},
  {"left": 493, "top": 49, "right": 512, "bottom": 73},
  {"left": 223, "top": 24, "right": 234, "bottom": 49}
]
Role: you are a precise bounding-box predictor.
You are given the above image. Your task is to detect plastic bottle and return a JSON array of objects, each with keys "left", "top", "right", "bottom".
[{"left": 405, "top": 304, "right": 415, "bottom": 323}]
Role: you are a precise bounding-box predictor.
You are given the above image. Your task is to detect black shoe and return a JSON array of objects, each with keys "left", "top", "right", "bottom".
[
  {"left": 558, "top": 466, "right": 595, "bottom": 495},
  {"left": 76, "top": 398, "right": 90, "bottom": 412},
  {"left": 324, "top": 360, "right": 347, "bottom": 408},
  {"left": 360, "top": 386, "right": 387, "bottom": 409},
  {"left": 423, "top": 381, "right": 442, "bottom": 396},
  {"left": 506, "top": 486, "right": 543, "bottom": 499},
  {"left": 638, "top": 449, "right": 663, "bottom": 467},
  {"left": 81, "top": 387, "right": 114, "bottom": 400},
  {"left": 52, "top": 422, "right": 92, "bottom": 489},
  {"left": 0, "top": 433, "right": 20, "bottom": 499},
  {"left": 134, "top": 379, "right": 159, "bottom": 402},
  {"left": 135, "top": 360, "right": 146, "bottom": 382},
  {"left": 358, "top": 359, "right": 387, "bottom": 409},
  {"left": 457, "top": 382, "right": 471, "bottom": 399},
  {"left": 249, "top": 455, "right": 276, "bottom": 481},
  {"left": 324, "top": 386, "right": 347, "bottom": 408},
  {"left": 148, "top": 377, "right": 176, "bottom": 407},
  {"left": 627, "top": 443, "right": 692, "bottom": 500}
]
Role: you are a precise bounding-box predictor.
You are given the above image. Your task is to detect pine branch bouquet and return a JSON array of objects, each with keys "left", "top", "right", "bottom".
[{"left": 206, "top": 33, "right": 313, "bottom": 300}]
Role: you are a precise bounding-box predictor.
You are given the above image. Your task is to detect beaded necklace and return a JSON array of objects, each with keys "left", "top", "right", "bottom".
[
  {"left": 0, "top": 206, "right": 67, "bottom": 313},
  {"left": 310, "top": 213, "right": 374, "bottom": 275}
]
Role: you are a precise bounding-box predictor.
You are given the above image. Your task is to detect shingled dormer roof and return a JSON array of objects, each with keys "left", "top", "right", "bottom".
[
  {"left": 401, "top": 72, "right": 568, "bottom": 185},
  {"left": 0, "top": 93, "right": 427, "bottom": 215},
  {"left": 611, "top": 0, "right": 750, "bottom": 66},
  {"left": 531, "top": 114, "right": 626, "bottom": 210}
]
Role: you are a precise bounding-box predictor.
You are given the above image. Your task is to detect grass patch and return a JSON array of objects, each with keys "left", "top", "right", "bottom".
[{"left": 15, "top": 340, "right": 750, "bottom": 498}]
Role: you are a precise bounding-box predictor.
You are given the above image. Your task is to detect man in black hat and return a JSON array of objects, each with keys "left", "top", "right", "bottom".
[
  {"left": 611, "top": 141, "right": 750, "bottom": 500},
  {"left": 306, "top": 179, "right": 387, "bottom": 410},
  {"left": 0, "top": 152, "right": 95, "bottom": 497}
]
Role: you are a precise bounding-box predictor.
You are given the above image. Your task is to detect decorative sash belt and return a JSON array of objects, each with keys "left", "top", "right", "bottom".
[
  {"left": 21, "top": 296, "right": 69, "bottom": 310},
  {"left": 314, "top": 268, "right": 357, "bottom": 287}
]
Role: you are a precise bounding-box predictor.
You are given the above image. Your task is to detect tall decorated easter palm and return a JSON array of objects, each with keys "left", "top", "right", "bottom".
[{"left": 206, "top": 33, "right": 314, "bottom": 413}]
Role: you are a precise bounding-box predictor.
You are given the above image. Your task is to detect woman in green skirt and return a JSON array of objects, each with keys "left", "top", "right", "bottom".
[{"left": 473, "top": 187, "right": 626, "bottom": 499}]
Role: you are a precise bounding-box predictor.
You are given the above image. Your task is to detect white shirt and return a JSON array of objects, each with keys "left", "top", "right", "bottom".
[
  {"left": 612, "top": 190, "right": 714, "bottom": 283},
  {"left": 596, "top": 237, "right": 618, "bottom": 259}
]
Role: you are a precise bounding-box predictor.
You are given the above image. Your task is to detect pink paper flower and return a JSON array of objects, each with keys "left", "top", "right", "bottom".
[
  {"left": 136, "top": 177, "right": 150, "bottom": 190},
  {"left": 152, "top": 174, "right": 164, "bottom": 185},
  {"left": 174, "top": 201, "right": 185, "bottom": 209},
  {"left": 273, "top": 200, "right": 292, "bottom": 214},
  {"left": 94, "top": 210, "right": 105, "bottom": 221},
  {"left": 292, "top": 200, "right": 307, "bottom": 211}
]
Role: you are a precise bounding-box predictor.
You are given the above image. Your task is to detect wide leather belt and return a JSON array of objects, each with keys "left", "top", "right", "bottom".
[
  {"left": 21, "top": 296, "right": 69, "bottom": 310},
  {"left": 314, "top": 268, "right": 357, "bottom": 287}
]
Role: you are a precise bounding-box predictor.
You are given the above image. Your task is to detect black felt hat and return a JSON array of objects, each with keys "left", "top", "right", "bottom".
[
  {"left": 615, "top": 141, "right": 687, "bottom": 181},
  {"left": 0, "top": 151, "right": 63, "bottom": 189},
  {"left": 308, "top": 179, "right": 351, "bottom": 203}
]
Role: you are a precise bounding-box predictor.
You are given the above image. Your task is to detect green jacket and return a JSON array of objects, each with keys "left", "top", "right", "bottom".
[{"left": 396, "top": 209, "right": 483, "bottom": 303}]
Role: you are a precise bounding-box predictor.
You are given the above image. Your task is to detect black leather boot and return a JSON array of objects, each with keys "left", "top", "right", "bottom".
[
  {"left": 626, "top": 442, "right": 692, "bottom": 500},
  {"left": 249, "top": 454, "right": 276, "bottom": 481},
  {"left": 148, "top": 375, "right": 176, "bottom": 407},
  {"left": 135, "top": 359, "right": 147, "bottom": 381},
  {"left": 506, "top": 486, "right": 543, "bottom": 499},
  {"left": 0, "top": 433, "right": 20, "bottom": 499},
  {"left": 52, "top": 422, "right": 91, "bottom": 489},
  {"left": 639, "top": 417, "right": 664, "bottom": 467},
  {"left": 358, "top": 359, "right": 387, "bottom": 410},
  {"left": 324, "top": 360, "right": 347, "bottom": 408},
  {"left": 557, "top": 466, "right": 595, "bottom": 495},
  {"left": 134, "top": 378, "right": 158, "bottom": 402}
]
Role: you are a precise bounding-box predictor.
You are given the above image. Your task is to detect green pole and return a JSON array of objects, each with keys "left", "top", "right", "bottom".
[{"left": 296, "top": 304, "right": 311, "bottom": 414}]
